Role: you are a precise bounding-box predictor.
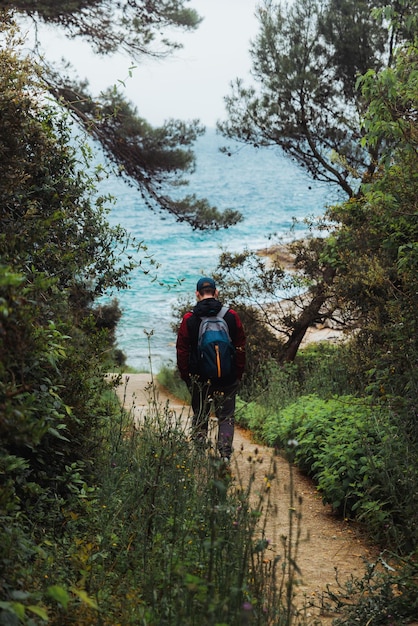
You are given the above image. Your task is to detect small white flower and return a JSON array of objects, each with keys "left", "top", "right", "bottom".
[{"left": 287, "top": 438, "right": 299, "bottom": 448}]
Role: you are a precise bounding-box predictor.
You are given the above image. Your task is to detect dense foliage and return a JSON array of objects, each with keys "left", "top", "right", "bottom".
[
  {"left": 50, "top": 394, "right": 293, "bottom": 625},
  {"left": 324, "top": 41, "right": 418, "bottom": 421},
  {"left": 264, "top": 394, "right": 418, "bottom": 550},
  {"left": 0, "top": 30, "right": 138, "bottom": 622}
]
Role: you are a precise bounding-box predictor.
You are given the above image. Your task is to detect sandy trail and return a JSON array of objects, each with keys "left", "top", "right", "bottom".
[{"left": 111, "top": 372, "right": 376, "bottom": 622}]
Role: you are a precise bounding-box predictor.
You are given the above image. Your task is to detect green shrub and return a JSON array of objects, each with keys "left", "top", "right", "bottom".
[
  {"left": 158, "top": 366, "right": 191, "bottom": 403},
  {"left": 322, "top": 552, "right": 418, "bottom": 625},
  {"left": 293, "top": 342, "right": 361, "bottom": 397},
  {"left": 236, "top": 343, "right": 356, "bottom": 439},
  {"left": 0, "top": 43, "right": 136, "bottom": 622},
  {"left": 263, "top": 394, "right": 418, "bottom": 551}
]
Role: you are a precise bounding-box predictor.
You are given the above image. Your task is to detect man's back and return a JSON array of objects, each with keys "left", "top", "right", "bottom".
[{"left": 176, "top": 296, "right": 245, "bottom": 386}]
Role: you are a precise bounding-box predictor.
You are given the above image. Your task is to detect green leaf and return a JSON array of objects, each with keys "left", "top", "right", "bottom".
[
  {"left": 8, "top": 602, "right": 25, "bottom": 619},
  {"left": 27, "top": 604, "right": 49, "bottom": 620},
  {"left": 47, "top": 427, "right": 70, "bottom": 442},
  {"left": 70, "top": 587, "right": 98, "bottom": 610},
  {"left": 47, "top": 585, "right": 70, "bottom": 609}
]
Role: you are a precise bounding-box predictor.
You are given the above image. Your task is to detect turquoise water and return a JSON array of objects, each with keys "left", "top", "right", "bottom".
[{"left": 102, "top": 129, "right": 337, "bottom": 371}]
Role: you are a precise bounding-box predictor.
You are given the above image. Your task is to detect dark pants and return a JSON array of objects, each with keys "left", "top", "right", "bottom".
[{"left": 190, "top": 379, "right": 239, "bottom": 460}]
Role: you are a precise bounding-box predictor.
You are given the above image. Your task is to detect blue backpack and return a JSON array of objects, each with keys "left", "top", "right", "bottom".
[{"left": 197, "top": 306, "right": 235, "bottom": 380}]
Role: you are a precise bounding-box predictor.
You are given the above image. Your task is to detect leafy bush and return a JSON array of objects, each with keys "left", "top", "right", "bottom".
[
  {"left": 322, "top": 552, "right": 418, "bottom": 625},
  {"left": 234, "top": 343, "right": 354, "bottom": 441},
  {"left": 0, "top": 39, "right": 136, "bottom": 621},
  {"left": 263, "top": 394, "right": 418, "bottom": 551}
]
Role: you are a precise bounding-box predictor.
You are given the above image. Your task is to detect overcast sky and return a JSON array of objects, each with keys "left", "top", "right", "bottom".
[{"left": 41, "top": 0, "right": 261, "bottom": 127}]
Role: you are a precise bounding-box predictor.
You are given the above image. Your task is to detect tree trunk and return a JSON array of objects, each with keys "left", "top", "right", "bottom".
[{"left": 280, "top": 266, "right": 336, "bottom": 363}]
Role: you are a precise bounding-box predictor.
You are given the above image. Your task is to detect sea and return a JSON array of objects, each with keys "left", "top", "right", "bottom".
[{"left": 100, "top": 128, "right": 337, "bottom": 372}]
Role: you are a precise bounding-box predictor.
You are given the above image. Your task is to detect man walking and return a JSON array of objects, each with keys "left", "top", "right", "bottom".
[{"left": 176, "top": 277, "right": 246, "bottom": 461}]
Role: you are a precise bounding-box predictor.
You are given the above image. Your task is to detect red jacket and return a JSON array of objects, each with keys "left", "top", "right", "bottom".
[{"left": 176, "top": 298, "right": 246, "bottom": 385}]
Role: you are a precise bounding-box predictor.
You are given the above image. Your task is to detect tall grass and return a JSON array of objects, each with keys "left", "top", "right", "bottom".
[
  {"left": 35, "top": 375, "right": 309, "bottom": 626},
  {"left": 158, "top": 365, "right": 191, "bottom": 403}
]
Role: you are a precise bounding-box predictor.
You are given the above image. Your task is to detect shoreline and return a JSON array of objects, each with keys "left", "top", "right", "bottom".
[{"left": 256, "top": 242, "right": 297, "bottom": 271}]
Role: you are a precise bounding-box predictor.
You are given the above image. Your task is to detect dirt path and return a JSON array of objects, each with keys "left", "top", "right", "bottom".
[{"left": 111, "top": 372, "right": 376, "bottom": 623}]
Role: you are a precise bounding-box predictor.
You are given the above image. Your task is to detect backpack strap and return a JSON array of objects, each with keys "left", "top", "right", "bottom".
[
  {"left": 219, "top": 305, "right": 229, "bottom": 319},
  {"left": 196, "top": 305, "right": 229, "bottom": 322}
]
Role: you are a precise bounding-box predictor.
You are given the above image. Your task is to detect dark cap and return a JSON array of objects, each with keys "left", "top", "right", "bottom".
[{"left": 196, "top": 276, "right": 216, "bottom": 292}]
